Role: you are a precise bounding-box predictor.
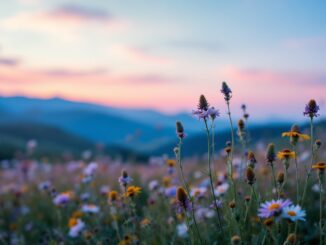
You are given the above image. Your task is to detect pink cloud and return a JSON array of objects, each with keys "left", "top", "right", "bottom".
[{"left": 113, "top": 45, "right": 172, "bottom": 65}]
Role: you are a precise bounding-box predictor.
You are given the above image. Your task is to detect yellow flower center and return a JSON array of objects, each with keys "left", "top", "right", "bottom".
[
  {"left": 287, "top": 211, "right": 296, "bottom": 216},
  {"left": 269, "top": 203, "right": 280, "bottom": 210}
]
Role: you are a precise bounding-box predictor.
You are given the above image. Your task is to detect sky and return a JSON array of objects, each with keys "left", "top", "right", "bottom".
[{"left": 0, "top": 0, "right": 325, "bottom": 120}]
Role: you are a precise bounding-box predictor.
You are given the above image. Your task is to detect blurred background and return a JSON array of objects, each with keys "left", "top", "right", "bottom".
[{"left": 0, "top": 0, "right": 325, "bottom": 162}]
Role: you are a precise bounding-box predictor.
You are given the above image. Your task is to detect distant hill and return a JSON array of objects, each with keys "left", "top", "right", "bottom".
[
  {"left": 0, "top": 96, "right": 201, "bottom": 151},
  {"left": 0, "top": 122, "right": 147, "bottom": 162},
  {"left": 153, "top": 120, "right": 326, "bottom": 157}
]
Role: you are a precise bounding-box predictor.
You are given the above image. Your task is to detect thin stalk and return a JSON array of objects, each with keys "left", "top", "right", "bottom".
[
  {"left": 204, "top": 120, "right": 223, "bottom": 230},
  {"left": 226, "top": 101, "right": 237, "bottom": 202},
  {"left": 319, "top": 176, "right": 323, "bottom": 244},
  {"left": 270, "top": 163, "right": 277, "bottom": 197},
  {"left": 301, "top": 118, "right": 314, "bottom": 205},
  {"left": 177, "top": 139, "right": 203, "bottom": 244},
  {"left": 293, "top": 145, "right": 300, "bottom": 203}
]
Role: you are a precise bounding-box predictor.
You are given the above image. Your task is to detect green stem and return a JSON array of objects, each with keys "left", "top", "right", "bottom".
[
  {"left": 204, "top": 120, "right": 223, "bottom": 230},
  {"left": 319, "top": 176, "right": 323, "bottom": 244},
  {"left": 301, "top": 118, "right": 314, "bottom": 205},
  {"left": 177, "top": 139, "right": 203, "bottom": 244},
  {"left": 226, "top": 101, "right": 237, "bottom": 203},
  {"left": 271, "top": 163, "right": 277, "bottom": 197}
]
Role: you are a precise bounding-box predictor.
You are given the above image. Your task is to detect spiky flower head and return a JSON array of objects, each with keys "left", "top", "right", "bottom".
[
  {"left": 303, "top": 99, "right": 320, "bottom": 118},
  {"left": 237, "top": 119, "right": 246, "bottom": 141},
  {"left": 246, "top": 167, "right": 256, "bottom": 185},
  {"left": 266, "top": 143, "right": 276, "bottom": 164},
  {"left": 221, "top": 81, "right": 232, "bottom": 102},
  {"left": 198, "top": 94, "right": 209, "bottom": 110},
  {"left": 176, "top": 121, "right": 185, "bottom": 139}
]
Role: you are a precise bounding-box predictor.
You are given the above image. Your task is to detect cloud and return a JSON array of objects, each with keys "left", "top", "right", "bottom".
[
  {"left": 0, "top": 57, "right": 20, "bottom": 67},
  {"left": 0, "top": 4, "right": 124, "bottom": 35},
  {"left": 221, "top": 66, "right": 326, "bottom": 86},
  {"left": 113, "top": 45, "right": 172, "bottom": 65},
  {"left": 41, "top": 68, "right": 108, "bottom": 78},
  {"left": 48, "top": 4, "right": 113, "bottom": 23}
]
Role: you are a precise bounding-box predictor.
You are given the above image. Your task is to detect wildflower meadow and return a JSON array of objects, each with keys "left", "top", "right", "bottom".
[{"left": 0, "top": 82, "right": 324, "bottom": 244}]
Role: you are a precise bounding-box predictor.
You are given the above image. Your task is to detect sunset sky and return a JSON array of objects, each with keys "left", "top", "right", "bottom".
[{"left": 0, "top": 0, "right": 325, "bottom": 120}]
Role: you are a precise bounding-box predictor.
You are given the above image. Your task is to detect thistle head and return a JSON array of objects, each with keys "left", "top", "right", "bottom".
[
  {"left": 221, "top": 81, "right": 232, "bottom": 102},
  {"left": 303, "top": 99, "right": 319, "bottom": 118},
  {"left": 198, "top": 94, "right": 209, "bottom": 110},
  {"left": 176, "top": 121, "right": 185, "bottom": 139},
  {"left": 238, "top": 119, "right": 245, "bottom": 131},
  {"left": 176, "top": 187, "right": 188, "bottom": 204},
  {"left": 266, "top": 143, "right": 276, "bottom": 164}
]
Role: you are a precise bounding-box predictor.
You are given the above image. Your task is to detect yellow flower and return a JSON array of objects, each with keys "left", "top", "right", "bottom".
[
  {"left": 277, "top": 149, "right": 296, "bottom": 160},
  {"left": 108, "top": 190, "right": 119, "bottom": 202},
  {"left": 125, "top": 186, "right": 141, "bottom": 197},
  {"left": 282, "top": 131, "right": 310, "bottom": 141},
  {"left": 312, "top": 162, "right": 326, "bottom": 170},
  {"left": 68, "top": 218, "right": 78, "bottom": 228},
  {"left": 166, "top": 159, "right": 176, "bottom": 167}
]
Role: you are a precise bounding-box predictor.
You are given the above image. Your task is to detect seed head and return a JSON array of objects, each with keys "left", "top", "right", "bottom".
[
  {"left": 266, "top": 143, "right": 276, "bottom": 164},
  {"left": 229, "top": 200, "right": 236, "bottom": 209},
  {"left": 246, "top": 167, "right": 255, "bottom": 185},
  {"left": 221, "top": 81, "right": 232, "bottom": 102},
  {"left": 198, "top": 94, "right": 209, "bottom": 110},
  {"left": 277, "top": 172, "right": 285, "bottom": 184},
  {"left": 176, "top": 121, "right": 185, "bottom": 139}
]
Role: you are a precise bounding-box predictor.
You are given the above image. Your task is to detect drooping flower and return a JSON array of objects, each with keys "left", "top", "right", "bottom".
[
  {"left": 81, "top": 204, "right": 100, "bottom": 214},
  {"left": 221, "top": 81, "right": 232, "bottom": 102},
  {"left": 303, "top": 99, "right": 320, "bottom": 118},
  {"left": 118, "top": 169, "right": 133, "bottom": 187},
  {"left": 258, "top": 199, "right": 292, "bottom": 218},
  {"left": 68, "top": 218, "right": 85, "bottom": 238},
  {"left": 282, "top": 205, "right": 306, "bottom": 222},
  {"left": 125, "top": 186, "right": 142, "bottom": 197},
  {"left": 282, "top": 125, "right": 310, "bottom": 145}
]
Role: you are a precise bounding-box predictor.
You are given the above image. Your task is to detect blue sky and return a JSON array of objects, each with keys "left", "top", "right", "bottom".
[{"left": 0, "top": 0, "right": 325, "bottom": 120}]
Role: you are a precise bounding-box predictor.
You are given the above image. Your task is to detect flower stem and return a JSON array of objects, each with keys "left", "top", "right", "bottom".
[
  {"left": 319, "top": 175, "right": 323, "bottom": 244},
  {"left": 204, "top": 120, "right": 223, "bottom": 230},
  {"left": 226, "top": 101, "right": 237, "bottom": 203},
  {"left": 301, "top": 118, "right": 314, "bottom": 205},
  {"left": 177, "top": 139, "right": 203, "bottom": 244}
]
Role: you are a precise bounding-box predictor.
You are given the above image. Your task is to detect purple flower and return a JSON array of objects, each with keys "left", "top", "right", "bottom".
[
  {"left": 118, "top": 176, "right": 132, "bottom": 187},
  {"left": 210, "top": 199, "right": 223, "bottom": 209},
  {"left": 176, "top": 197, "right": 192, "bottom": 213},
  {"left": 192, "top": 107, "right": 220, "bottom": 121},
  {"left": 221, "top": 81, "right": 232, "bottom": 102},
  {"left": 303, "top": 99, "right": 320, "bottom": 118},
  {"left": 258, "top": 199, "right": 292, "bottom": 218}
]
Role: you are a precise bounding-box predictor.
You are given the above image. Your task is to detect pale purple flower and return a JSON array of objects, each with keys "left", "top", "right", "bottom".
[
  {"left": 258, "top": 199, "right": 292, "bottom": 218},
  {"left": 303, "top": 100, "right": 320, "bottom": 118},
  {"left": 192, "top": 107, "right": 220, "bottom": 121}
]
